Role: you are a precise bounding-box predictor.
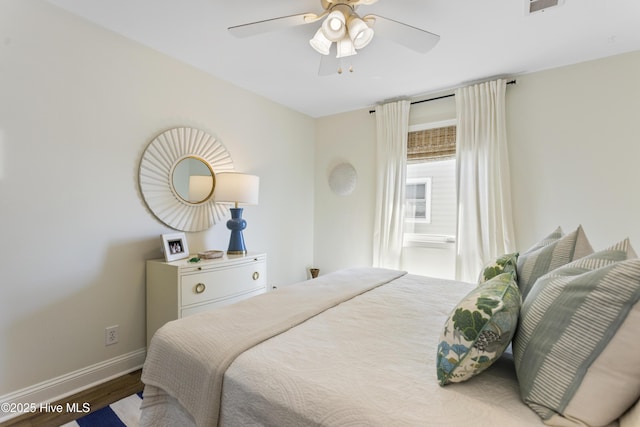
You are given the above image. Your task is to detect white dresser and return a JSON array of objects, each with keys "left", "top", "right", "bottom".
[{"left": 146, "top": 252, "right": 267, "bottom": 346}]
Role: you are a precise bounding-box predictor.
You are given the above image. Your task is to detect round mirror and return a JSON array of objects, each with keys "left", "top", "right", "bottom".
[
  {"left": 139, "top": 127, "right": 234, "bottom": 232},
  {"left": 171, "top": 156, "right": 215, "bottom": 204}
]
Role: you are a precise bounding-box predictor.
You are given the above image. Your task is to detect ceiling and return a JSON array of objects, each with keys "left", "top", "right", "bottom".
[{"left": 45, "top": 0, "right": 640, "bottom": 118}]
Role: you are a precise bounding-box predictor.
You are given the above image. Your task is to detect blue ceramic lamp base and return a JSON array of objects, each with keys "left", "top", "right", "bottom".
[{"left": 226, "top": 207, "right": 248, "bottom": 254}]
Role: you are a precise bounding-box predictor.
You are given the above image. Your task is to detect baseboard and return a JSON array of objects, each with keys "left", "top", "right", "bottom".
[{"left": 0, "top": 348, "right": 146, "bottom": 423}]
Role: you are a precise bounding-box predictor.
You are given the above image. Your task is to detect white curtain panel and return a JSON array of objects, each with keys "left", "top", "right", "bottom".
[
  {"left": 455, "top": 79, "right": 516, "bottom": 282},
  {"left": 373, "top": 100, "right": 410, "bottom": 269}
]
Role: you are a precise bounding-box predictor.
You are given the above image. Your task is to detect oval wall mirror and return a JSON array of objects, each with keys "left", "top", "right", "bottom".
[{"left": 139, "top": 127, "right": 233, "bottom": 232}]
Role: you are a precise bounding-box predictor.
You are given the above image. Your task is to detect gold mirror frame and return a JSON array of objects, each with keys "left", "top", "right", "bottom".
[
  {"left": 139, "top": 127, "right": 233, "bottom": 232},
  {"left": 171, "top": 156, "right": 215, "bottom": 204}
]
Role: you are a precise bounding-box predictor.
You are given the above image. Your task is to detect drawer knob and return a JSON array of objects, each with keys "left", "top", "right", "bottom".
[
  {"left": 195, "top": 283, "right": 206, "bottom": 294},
  {"left": 252, "top": 271, "right": 260, "bottom": 280}
]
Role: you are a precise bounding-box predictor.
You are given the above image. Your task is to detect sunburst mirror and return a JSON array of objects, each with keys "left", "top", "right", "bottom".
[{"left": 139, "top": 127, "right": 234, "bottom": 232}]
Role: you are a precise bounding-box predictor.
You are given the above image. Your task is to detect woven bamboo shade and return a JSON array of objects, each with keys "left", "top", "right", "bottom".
[{"left": 407, "top": 126, "right": 456, "bottom": 162}]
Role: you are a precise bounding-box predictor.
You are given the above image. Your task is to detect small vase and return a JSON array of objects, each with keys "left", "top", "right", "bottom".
[{"left": 309, "top": 268, "right": 320, "bottom": 279}]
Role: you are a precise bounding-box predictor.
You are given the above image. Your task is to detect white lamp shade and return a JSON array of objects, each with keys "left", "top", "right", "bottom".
[
  {"left": 336, "top": 37, "right": 357, "bottom": 58},
  {"left": 348, "top": 17, "right": 374, "bottom": 49},
  {"left": 214, "top": 172, "right": 259, "bottom": 205},
  {"left": 321, "top": 10, "right": 346, "bottom": 42},
  {"left": 310, "top": 28, "right": 331, "bottom": 55},
  {"left": 188, "top": 175, "right": 213, "bottom": 203}
]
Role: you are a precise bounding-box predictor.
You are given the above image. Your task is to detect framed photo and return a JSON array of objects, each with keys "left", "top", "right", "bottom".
[{"left": 161, "top": 232, "right": 190, "bottom": 262}]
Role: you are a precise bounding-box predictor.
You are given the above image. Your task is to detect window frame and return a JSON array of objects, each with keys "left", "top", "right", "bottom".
[{"left": 405, "top": 176, "right": 432, "bottom": 224}]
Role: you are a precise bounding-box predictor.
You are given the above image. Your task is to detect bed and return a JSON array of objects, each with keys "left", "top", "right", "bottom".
[{"left": 141, "top": 239, "right": 639, "bottom": 427}]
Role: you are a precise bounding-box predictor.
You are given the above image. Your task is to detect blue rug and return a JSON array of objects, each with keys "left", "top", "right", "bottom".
[{"left": 60, "top": 392, "right": 142, "bottom": 427}]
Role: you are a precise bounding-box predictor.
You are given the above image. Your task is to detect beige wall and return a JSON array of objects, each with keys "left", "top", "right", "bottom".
[
  {"left": 314, "top": 51, "right": 640, "bottom": 274},
  {"left": 313, "top": 110, "right": 377, "bottom": 274},
  {"left": 507, "top": 50, "right": 640, "bottom": 250},
  {"left": 0, "top": 0, "right": 314, "bottom": 399}
]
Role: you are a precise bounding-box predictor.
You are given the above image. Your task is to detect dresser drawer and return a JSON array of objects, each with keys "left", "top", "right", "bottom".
[
  {"left": 146, "top": 253, "right": 267, "bottom": 347},
  {"left": 180, "top": 260, "right": 266, "bottom": 307},
  {"left": 181, "top": 287, "right": 266, "bottom": 317}
]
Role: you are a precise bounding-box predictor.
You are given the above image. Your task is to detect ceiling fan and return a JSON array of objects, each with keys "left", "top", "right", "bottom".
[{"left": 228, "top": 0, "right": 440, "bottom": 75}]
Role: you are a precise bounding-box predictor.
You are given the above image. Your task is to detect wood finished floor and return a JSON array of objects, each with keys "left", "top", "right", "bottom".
[{"left": 1, "top": 369, "right": 143, "bottom": 427}]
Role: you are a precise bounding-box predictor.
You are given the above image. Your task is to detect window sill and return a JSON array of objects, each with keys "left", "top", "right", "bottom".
[{"left": 403, "top": 233, "right": 456, "bottom": 248}]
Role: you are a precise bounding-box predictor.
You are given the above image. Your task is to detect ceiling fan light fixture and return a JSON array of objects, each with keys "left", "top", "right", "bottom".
[
  {"left": 321, "top": 10, "right": 346, "bottom": 42},
  {"left": 309, "top": 28, "right": 332, "bottom": 55},
  {"left": 347, "top": 16, "right": 374, "bottom": 49},
  {"left": 336, "top": 37, "right": 357, "bottom": 58}
]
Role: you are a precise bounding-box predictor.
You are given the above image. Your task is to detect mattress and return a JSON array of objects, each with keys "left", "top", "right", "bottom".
[{"left": 141, "top": 268, "right": 555, "bottom": 426}]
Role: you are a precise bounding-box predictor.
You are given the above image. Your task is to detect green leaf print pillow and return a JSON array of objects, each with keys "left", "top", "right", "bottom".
[
  {"left": 477, "top": 252, "right": 519, "bottom": 284},
  {"left": 437, "top": 272, "right": 521, "bottom": 386}
]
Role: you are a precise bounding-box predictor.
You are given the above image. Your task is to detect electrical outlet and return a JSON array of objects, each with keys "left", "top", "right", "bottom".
[{"left": 105, "top": 325, "right": 119, "bottom": 346}]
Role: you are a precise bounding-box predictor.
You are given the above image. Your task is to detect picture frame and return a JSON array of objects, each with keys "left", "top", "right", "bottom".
[{"left": 161, "top": 232, "right": 190, "bottom": 262}]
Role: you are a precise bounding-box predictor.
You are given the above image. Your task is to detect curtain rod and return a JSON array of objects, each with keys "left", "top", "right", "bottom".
[{"left": 369, "top": 79, "right": 517, "bottom": 114}]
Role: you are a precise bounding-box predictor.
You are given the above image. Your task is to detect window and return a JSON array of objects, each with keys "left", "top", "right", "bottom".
[
  {"left": 402, "top": 120, "right": 457, "bottom": 280},
  {"left": 404, "top": 119, "right": 457, "bottom": 237},
  {"left": 405, "top": 160, "right": 456, "bottom": 236},
  {"left": 406, "top": 177, "right": 432, "bottom": 223}
]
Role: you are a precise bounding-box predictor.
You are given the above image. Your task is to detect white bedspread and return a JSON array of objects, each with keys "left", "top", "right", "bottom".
[
  {"left": 218, "top": 273, "right": 548, "bottom": 426},
  {"left": 141, "top": 267, "right": 405, "bottom": 427},
  {"left": 141, "top": 268, "right": 562, "bottom": 427}
]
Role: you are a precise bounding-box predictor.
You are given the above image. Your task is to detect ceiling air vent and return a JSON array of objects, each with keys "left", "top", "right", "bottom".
[{"left": 528, "top": 0, "right": 565, "bottom": 14}]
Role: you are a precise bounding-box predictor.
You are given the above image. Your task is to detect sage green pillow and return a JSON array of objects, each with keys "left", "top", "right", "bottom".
[
  {"left": 513, "top": 257, "right": 640, "bottom": 426},
  {"left": 437, "top": 273, "right": 521, "bottom": 385},
  {"left": 530, "top": 238, "right": 636, "bottom": 286},
  {"left": 478, "top": 252, "right": 519, "bottom": 284},
  {"left": 516, "top": 225, "right": 593, "bottom": 299},
  {"left": 524, "top": 226, "right": 564, "bottom": 253}
]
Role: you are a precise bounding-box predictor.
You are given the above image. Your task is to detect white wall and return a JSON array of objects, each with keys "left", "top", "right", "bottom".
[
  {"left": 0, "top": 0, "right": 314, "bottom": 400},
  {"left": 507, "top": 51, "right": 640, "bottom": 250},
  {"left": 314, "top": 51, "right": 640, "bottom": 274}
]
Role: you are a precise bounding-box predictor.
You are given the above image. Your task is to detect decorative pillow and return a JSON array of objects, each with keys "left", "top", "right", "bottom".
[
  {"left": 524, "top": 226, "right": 564, "bottom": 253},
  {"left": 513, "top": 258, "right": 640, "bottom": 426},
  {"left": 436, "top": 273, "right": 521, "bottom": 386},
  {"left": 478, "top": 252, "right": 519, "bottom": 284},
  {"left": 530, "top": 238, "right": 636, "bottom": 287},
  {"left": 516, "top": 225, "right": 593, "bottom": 299}
]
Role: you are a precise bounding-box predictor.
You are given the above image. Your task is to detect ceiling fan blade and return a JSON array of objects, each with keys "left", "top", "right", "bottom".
[
  {"left": 365, "top": 15, "right": 440, "bottom": 54},
  {"left": 229, "top": 13, "right": 322, "bottom": 38}
]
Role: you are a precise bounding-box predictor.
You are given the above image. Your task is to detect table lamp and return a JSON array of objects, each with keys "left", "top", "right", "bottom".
[{"left": 214, "top": 172, "right": 260, "bottom": 254}]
